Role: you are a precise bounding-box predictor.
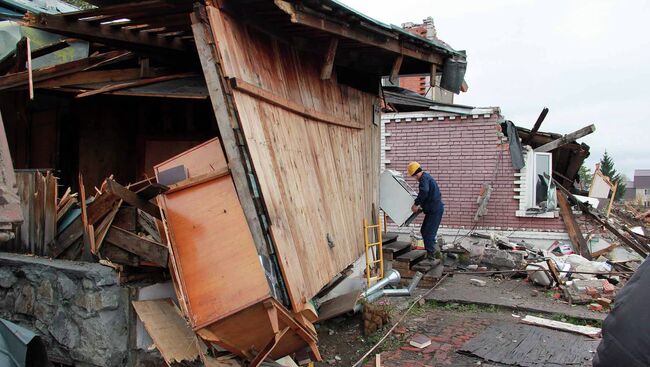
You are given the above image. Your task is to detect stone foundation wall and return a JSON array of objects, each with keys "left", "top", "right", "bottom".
[{"left": 0, "top": 252, "right": 129, "bottom": 366}]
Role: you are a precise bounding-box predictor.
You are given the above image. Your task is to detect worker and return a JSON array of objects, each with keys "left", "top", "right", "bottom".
[{"left": 407, "top": 162, "right": 444, "bottom": 259}]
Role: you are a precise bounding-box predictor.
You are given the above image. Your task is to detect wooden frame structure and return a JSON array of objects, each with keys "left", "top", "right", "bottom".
[{"left": 0, "top": 0, "right": 464, "bottom": 362}]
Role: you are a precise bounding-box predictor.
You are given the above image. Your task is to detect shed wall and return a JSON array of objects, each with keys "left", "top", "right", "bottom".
[{"left": 208, "top": 7, "right": 380, "bottom": 310}]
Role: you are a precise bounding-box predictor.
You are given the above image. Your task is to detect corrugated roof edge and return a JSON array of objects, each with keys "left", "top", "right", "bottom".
[{"left": 327, "top": 0, "right": 465, "bottom": 57}]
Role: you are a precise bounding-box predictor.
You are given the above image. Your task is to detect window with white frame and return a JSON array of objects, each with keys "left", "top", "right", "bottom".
[{"left": 515, "top": 147, "right": 557, "bottom": 218}]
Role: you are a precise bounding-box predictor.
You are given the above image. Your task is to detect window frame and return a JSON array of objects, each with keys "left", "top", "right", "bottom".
[{"left": 531, "top": 152, "right": 553, "bottom": 209}]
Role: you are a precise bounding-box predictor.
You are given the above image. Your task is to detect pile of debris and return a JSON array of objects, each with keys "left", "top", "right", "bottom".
[{"left": 54, "top": 175, "right": 170, "bottom": 282}]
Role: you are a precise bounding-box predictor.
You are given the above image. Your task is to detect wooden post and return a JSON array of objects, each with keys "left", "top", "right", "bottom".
[
  {"left": 429, "top": 63, "right": 436, "bottom": 95},
  {"left": 607, "top": 181, "right": 618, "bottom": 218},
  {"left": 320, "top": 37, "right": 338, "bottom": 80},
  {"left": 26, "top": 38, "right": 33, "bottom": 100},
  {"left": 556, "top": 189, "right": 591, "bottom": 260},
  {"left": 389, "top": 55, "right": 403, "bottom": 84}
]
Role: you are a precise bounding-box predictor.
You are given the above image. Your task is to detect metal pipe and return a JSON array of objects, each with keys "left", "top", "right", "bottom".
[
  {"left": 355, "top": 271, "right": 424, "bottom": 313},
  {"left": 359, "top": 269, "right": 401, "bottom": 299},
  {"left": 383, "top": 271, "right": 423, "bottom": 296}
]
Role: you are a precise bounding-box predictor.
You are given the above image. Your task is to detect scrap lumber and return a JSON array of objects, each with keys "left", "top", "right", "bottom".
[
  {"left": 93, "top": 200, "right": 121, "bottom": 252},
  {"left": 78, "top": 173, "right": 95, "bottom": 260},
  {"left": 35, "top": 68, "right": 165, "bottom": 88},
  {"left": 519, "top": 315, "right": 601, "bottom": 338},
  {"left": 132, "top": 299, "right": 202, "bottom": 366},
  {"left": 557, "top": 190, "right": 591, "bottom": 259},
  {"left": 556, "top": 181, "right": 648, "bottom": 257},
  {"left": 100, "top": 243, "right": 140, "bottom": 267},
  {"left": 591, "top": 243, "right": 618, "bottom": 258},
  {"left": 104, "top": 225, "right": 168, "bottom": 267},
  {"left": 534, "top": 124, "right": 596, "bottom": 152},
  {"left": 112, "top": 206, "right": 137, "bottom": 232},
  {"left": 0, "top": 50, "right": 128, "bottom": 91},
  {"left": 52, "top": 216, "right": 83, "bottom": 257},
  {"left": 105, "top": 179, "right": 161, "bottom": 219},
  {"left": 135, "top": 182, "right": 169, "bottom": 200},
  {"left": 137, "top": 209, "right": 162, "bottom": 243}
]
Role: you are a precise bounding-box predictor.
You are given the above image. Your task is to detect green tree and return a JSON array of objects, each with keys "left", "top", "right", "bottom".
[
  {"left": 599, "top": 151, "right": 626, "bottom": 200},
  {"left": 578, "top": 164, "right": 593, "bottom": 190}
]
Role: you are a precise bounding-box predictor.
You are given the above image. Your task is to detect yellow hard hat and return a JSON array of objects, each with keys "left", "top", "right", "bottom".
[{"left": 407, "top": 161, "right": 421, "bottom": 176}]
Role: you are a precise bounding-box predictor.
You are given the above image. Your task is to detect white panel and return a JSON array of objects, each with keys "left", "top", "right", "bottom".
[{"left": 380, "top": 170, "right": 417, "bottom": 226}]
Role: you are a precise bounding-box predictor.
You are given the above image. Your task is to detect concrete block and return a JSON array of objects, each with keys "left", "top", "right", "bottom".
[{"left": 480, "top": 248, "right": 526, "bottom": 269}]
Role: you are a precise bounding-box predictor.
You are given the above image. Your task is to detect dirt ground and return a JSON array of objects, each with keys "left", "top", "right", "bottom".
[{"left": 314, "top": 294, "right": 601, "bottom": 367}]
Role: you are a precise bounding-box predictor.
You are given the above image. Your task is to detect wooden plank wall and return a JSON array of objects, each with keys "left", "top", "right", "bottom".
[
  {"left": 11, "top": 170, "right": 57, "bottom": 255},
  {"left": 207, "top": 7, "right": 380, "bottom": 310}
]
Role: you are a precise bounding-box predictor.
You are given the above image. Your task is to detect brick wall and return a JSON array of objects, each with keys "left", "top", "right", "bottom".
[
  {"left": 399, "top": 76, "right": 427, "bottom": 95},
  {"left": 383, "top": 112, "right": 567, "bottom": 233}
]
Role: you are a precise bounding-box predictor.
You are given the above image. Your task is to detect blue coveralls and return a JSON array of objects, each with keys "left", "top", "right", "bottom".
[{"left": 414, "top": 172, "right": 444, "bottom": 254}]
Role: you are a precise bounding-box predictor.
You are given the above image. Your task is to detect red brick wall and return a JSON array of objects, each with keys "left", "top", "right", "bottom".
[
  {"left": 384, "top": 113, "right": 567, "bottom": 232},
  {"left": 399, "top": 76, "right": 427, "bottom": 95}
]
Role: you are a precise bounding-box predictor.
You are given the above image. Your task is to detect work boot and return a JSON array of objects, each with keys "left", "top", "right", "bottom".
[{"left": 426, "top": 251, "right": 436, "bottom": 260}]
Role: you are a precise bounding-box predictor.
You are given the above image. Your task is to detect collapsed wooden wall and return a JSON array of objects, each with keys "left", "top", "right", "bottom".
[{"left": 207, "top": 6, "right": 380, "bottom": 311}]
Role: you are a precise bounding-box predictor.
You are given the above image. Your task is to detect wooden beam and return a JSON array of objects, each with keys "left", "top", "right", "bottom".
[
  {"left": 275, "top": 0, "right": 444, "bottom": 65},
  {"left": 607, "top": 181, "right": 618, "bottom": 218},
  {"left": 320, "top": 37, "right": 338, "bottom": 80},
  {"left": 26, "top": 38, "right": 33, "bottom": 100},
  {"left": 249, "top": 326, "right": 289, "bottom": 367},
  {"left": 105, "top": 225, "right": 168, "bottom": 267},
  {"left": 556, "top": 181, "right": 648, "bottom": 258},
  {"left": 166, "top": 167, "right": 230, "bottom": 194},
  {"left": 525, "top": 107, "right": 549, "bottom": 145},
  {"left": 230, "top": 77, "right": 362, "bottom": 130},
  {"left": 35, "top": 68, "right": 162, "bottom": 88},
  {"left": 0, "top": 50, "right": 128, "bottom": 91},
  {"left": 557, "top": 190, "right": 591, "bottom": 260},
  {"left": 105, "top": 179, "right": 161, "bottom": 219},
  {"left": 25, "top": 12, "right": 188, "bottom": 53},
  {"left": 534, "top": 124, "right": 596, "bottom": 153},
  {"left": 429, "top": 63, "right": 437, "bottom": 89},
  {"left": 75, "top": 72, "right": 197, "bottom": 98},
  {"left": 389, "top": 55, "right": 403, "bottom": 84}
]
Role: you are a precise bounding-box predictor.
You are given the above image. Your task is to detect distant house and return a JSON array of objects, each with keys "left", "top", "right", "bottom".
[
  {"left": 380, "top": 89, "right": 591, "bottom": 246},
  {"left": 625, "top": 170, "right": 650, "bottom": 206}
]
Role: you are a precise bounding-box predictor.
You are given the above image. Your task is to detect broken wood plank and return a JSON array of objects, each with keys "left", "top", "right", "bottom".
[
  {"left": 320, "top": 37, "right": 338, "bottom": 80},
  {"left": 26, "top": 38, "right": 33, "bottom": 100},
  {"left": 524, "top": 107, "right": 548, "bottom": 145},
  {"left": 105, "top": 225, "right": 168, "bottom": 267},
  {"left": 52, "top": 216, "right": 83, "bottom": 257},
  {"left": 35, "top": 68, "right": 166, "bottom": 88},
  {"left": 137, "top": 209, "right": 161, "bottom": 243},
  {"left": 94, "top": 200, "right": 121, "bottom": 252},
  {"left": 135, "top": 182, "right": 169, "bottom": 200},
  {"left": 75, "top": 72, "right": 197, "bottom": 98},
  {"left": 591, "top": 243, "right": 619, "bottom": 258},
  {"left": 100, "top": 243, "right": 139, "bottom": 266},
  {"left": 519, "top": 315, "right": 601, "bottom": 338},
  {"left": 112, "top": 206, "right": 137, "bottom": 232},
  {"left": 106, "top": 179, "right": 161, "bottom": 219},
  {"left": 87, "top": 192, "right": 120, "bottom": 225},
  {"left": 557, "top": 190, "right": 591, "bottom": 260},
  {"left": 534, "top": 124, "right": 596, "bottom": 152},
  {"left": 249, "top": 327, "right": 289, "bottom": 367},
  {"left": 229, "top": 77, "right": 363, "bottom": 130},
  {"left": 165, "top": 166, "right": 229, "bottom": 194},
  {"left": 78, "top": 173, "right": 94, "bottom": 261},
  {"left": 132, "top": 299, "right": 201, "bottom": 365},
  {"left": 0, "top": 50, "right": 128, "bottom": 91}
]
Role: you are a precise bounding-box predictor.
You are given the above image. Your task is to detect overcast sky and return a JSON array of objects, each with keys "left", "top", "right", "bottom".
[{"left": 341, "top": 0, "right": 649, "bottom": 179}]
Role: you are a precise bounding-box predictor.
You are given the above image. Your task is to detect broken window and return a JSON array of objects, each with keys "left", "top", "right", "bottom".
[
  {"left": 533, "top": 153, "right": 552, "bottom": 207},
  {"left": 515, "top": 148, "right": 557, "bottom": 218}
]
